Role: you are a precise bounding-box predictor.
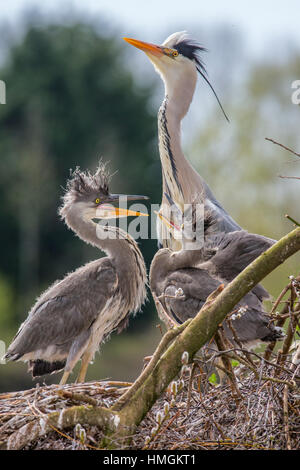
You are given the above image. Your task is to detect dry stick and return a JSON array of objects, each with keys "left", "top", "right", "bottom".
[
  {"left": 112, "top": 319, "right": 191, "bottom": 412},
  {"left": 226, "top": 318, "right": 257, "bottom": 368},
  {"left": 265, "top": 137, "right": 300, "bottom": 158},
  {"left": 279, "top": 176, "right": 300, "bottom": 181},
  {"left": 270, "top": 282, "right": 292, "bottom": 315},
  {"left": 285, "top": 214, "right": 300, "bottom": 228},
  {"left": 56, "top": 390, "right": 98, "bottom": 407},
  {"left": 8, "top": 227, "right": 300, "bottom": 450},
  {"left": 264, "top": 305, "right": 289, "bottom": 361},
  {"left": 215, "top": 349, "right": 296, "bottom": 389},
  {"left": 108, "top": 228, "right": 300, "bottom": 445},
  {"left": 291, "top": 343, "right": 300, "bottom": 375},
  {"left": 264, "top": 278, "right": 295, "bottom": 361},
  {"left": 276, "top": 292, "right": 298, "bottom": 373},
  {"left": 186, "top": 363, "right": 197, "bottom": 416},
  {"left": 283, "top": 384, "right": 292, "bottom": 450},
  {"left": 214, "top": 329, "right": 242, "bottom": 403},
  {"left": 145, "top": 410, "right": 181, "bottom": 450},
  {"left": 199, "top": 399, "right": 227, "bottom": 440},
  {"left": 6, "top": 404, "right": 119, "bottom": 450},
  {"left": 114, "top": 286, "right": 225, "bottom": 414}
]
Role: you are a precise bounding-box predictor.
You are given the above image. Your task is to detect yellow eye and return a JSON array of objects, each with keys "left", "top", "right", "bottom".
[
  {"left": 95, "top": 198, "right": 100, "bottom": 204},
  {"left": 172, "top": 50, "right": 179, "bottom": 57}
]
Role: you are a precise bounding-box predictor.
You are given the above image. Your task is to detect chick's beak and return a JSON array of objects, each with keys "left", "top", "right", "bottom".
[
  {"left": 95, "top": 193, "right": 149, "bottom": 219},
  {"left": 96, "top": 205, "right": 148, "bottom": 219},
  {"left": 123, "top": 37, "right": 164, "bottom": 57}
]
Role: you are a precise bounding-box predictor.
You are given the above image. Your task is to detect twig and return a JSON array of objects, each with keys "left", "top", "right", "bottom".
[
  {"left": 5, "top": 227, "right": 300, "bottom": 450},
  {"left": 283, "top": 385, "right": 292, "bottom": 450},
  {"left": 112, "top": 320, "right": 191, "bottom": 412},
  {"left": 144, "top": 410, "right": 180, "bottom": 450},
  {"left": 279, "top": 175, "right": 300, "bottom": 180},
  {"left": 285, "top": 214, "right": 300, "bottom": 227},
  {"left": 265, "top": 302, "right": 289, "bottom": 360},
  {"left": 270, "top": 282, "right": 292, "bottom": 314},
  {"left": 56, "top": 390, "right": 97, "bottom": 406},
  {"left": 276, "top": 292, "right": 298, "bottom": 371},
  {"left": 226, "top": 318, "right": 257, "bottom": 368},
  {"left": 213, "top": 350, "right": 296, "bottom": 388},
  {"left": 186, "top": 363, "right": 196, "bottom": 416},
  {"left": 265, "top": 137, "right": 300, "bottom": 158},
  {"left": 214, "top": 329, "right": 242, "bottom": 403}
]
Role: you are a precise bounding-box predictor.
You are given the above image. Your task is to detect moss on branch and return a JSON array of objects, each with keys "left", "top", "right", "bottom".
[{"left": 6, "top": 227, "right": 300, "bottom": 449}]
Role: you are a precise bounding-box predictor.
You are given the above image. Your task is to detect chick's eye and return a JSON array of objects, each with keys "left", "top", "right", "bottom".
[
  {"left": 95, "top": 198, "right": 100, "bottom": 204},
  {"left": 172, "top": 50, "right": 179, "bottom": 57}
]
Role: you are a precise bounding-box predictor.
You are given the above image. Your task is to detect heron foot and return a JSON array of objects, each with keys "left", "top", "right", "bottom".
[{"left": 60, "top": 371, "right": 70, "bottom": 385}]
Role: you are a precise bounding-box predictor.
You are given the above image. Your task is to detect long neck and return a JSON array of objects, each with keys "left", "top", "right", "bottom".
[
  {"left": 151, "top": 247, "right": 204, "bottom": 287},
  {"left": 158, "top": 93, "right": 206, "bottom": 209},
  {"left": 63, "top": 206, "right": 147, "bottom": 311},
  {"left": 64, "top": 205, "right": 122, "bottom": 256}
]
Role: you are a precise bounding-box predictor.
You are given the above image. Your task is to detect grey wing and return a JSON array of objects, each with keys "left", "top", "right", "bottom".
[
  {"left": 155, "top": 266, "right": 282, "bottom": 344},
  {"left": 159, "top": 268, "right": 221, "bottom": 324},
  {"left": 209, "top": 231, "right": 275, "bottom": 281},
  {"left": 223, "top": 290, "right": 283, "bottom": 344},
  {"left": 5, "top": 259, "right": 118, "bottom": 361}
]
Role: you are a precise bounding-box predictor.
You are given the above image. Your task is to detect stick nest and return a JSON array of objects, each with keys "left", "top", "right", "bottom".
[
  {"left": 1, "top": 277, "right": 299, "bottom": 450},
  {"left": 0, "top": 348, "right": 299, "bottom": 450}
]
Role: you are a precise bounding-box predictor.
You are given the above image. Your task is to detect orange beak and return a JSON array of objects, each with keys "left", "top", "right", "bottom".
[
  {"left": 155, "top": 211, "right": 181, "bottom": 231},
  {"left": 96, "top": 204, "right": 148, "bottom": 219},
  {"left": 123, "top": 37, "right": 164, "bottom": 57}
]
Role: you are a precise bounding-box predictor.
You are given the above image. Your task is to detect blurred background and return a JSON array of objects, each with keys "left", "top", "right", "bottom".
[{"left": 0, "top": 1, "right": 299, "bottom": 392}]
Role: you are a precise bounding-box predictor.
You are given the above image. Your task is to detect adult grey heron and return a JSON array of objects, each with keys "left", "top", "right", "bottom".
[
  {"left": 4, "top": 163, "right": 148, "bottom": 384},
  {"left": 124, "top": 32, "right": 241, "bottom": 250},
  {"left": 150, "top": 208, "right": 283, "bottom": 346}
]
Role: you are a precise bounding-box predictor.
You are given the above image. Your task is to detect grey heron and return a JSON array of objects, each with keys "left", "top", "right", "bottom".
[
  {"left": 150, "top": 208, "right": 283, "bottom": 346},
  {"left": 4, "top": 163, "right": 148, "bottom": 384},
  {"left": 124, "top": 32, "right": 241, "bottom": 250}
]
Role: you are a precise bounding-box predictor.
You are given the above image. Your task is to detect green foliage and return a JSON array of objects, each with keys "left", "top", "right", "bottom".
[
  {"left": 0, "top": 21, "right": 159, "bottom": 316},
  {"left": 0, "top": 21, "right": 160, "bottom": 390},
  {"left": 0, "top": 275, "right": 14, "bottom": 338},
  {"left": 208, "top": 372, "right": 217, "bottom": 385}
]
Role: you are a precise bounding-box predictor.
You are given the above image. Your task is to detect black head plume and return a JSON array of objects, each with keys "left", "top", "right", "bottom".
[{"left": 170, "top": 33, "right": 229, "bottom": 122}]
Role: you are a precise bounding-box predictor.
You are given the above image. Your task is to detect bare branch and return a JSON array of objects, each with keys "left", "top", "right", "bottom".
[{"left": 266, "top": 137, "right": 300, "bottom": 158}]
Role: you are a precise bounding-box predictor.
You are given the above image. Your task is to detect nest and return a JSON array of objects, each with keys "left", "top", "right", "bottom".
[
  {"left": 0, "top": 346, "right": 299, "bottom": 450},
  {"left": 1, "top": 277, "right": 299, "bottom": 451}
]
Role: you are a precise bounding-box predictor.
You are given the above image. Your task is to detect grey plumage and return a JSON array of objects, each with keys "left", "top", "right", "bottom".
[
  {"left": 150, "top": 229, "right": 283, "bottom": 346},
  {"left": 4, "top": 163, "right": 148, "bottom": 383},
  {"left": 124, "top": 32, "right": 240, "bottom": 251}
]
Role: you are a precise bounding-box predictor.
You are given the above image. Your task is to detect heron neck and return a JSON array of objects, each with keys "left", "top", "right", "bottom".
[
  {"left": 151, "top": 248, "right": 203, "bottom": 282},
  {"left": 158, "top": 96, "right": 203, "bottom": 207},
  {"left": 64, "top": 207, "right": 136, "bottom": 261},
  {"left": 64, "top": 207, "right": 147, "bottom": 313}
]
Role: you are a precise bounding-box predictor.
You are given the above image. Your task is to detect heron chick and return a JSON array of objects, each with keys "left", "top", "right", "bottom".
[
  {"left": 4, "top": 163, "right": 148, "bottom": 384},
  {"left": 150, "top": 208, "right": 284, "bottom": 347}
]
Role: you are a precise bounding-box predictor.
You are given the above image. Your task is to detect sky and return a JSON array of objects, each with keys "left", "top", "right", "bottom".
[{"left": 1, "top": 0, "right": 300, "bottom": 58}]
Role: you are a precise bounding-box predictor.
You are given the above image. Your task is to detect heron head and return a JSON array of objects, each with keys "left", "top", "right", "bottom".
[
  {"left": 124, "top": 32, "right": 228, "bottom": 121},
  {"left": 60, "top": 161, "right": 149, "bottom": 221}
]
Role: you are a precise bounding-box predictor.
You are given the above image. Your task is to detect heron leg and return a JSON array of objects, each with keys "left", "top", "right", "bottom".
[
  {"left": 60, "top": 371, "right": 70, "bottom": 385},
  {"left": 76, "top": 351, "right": 93, "bottom": 383}
]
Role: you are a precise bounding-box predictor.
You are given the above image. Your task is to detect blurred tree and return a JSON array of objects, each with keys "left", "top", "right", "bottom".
[
  {"left": 0, "top": 22, "right": 160, "bottom": 333},
  {"left": 0, "top": 22, "right": 164, "bottom": 394}
]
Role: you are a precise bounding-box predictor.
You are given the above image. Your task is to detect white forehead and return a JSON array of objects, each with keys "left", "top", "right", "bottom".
[{"left": 162, "top": 31, "right": 188, "bottom": 48}]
